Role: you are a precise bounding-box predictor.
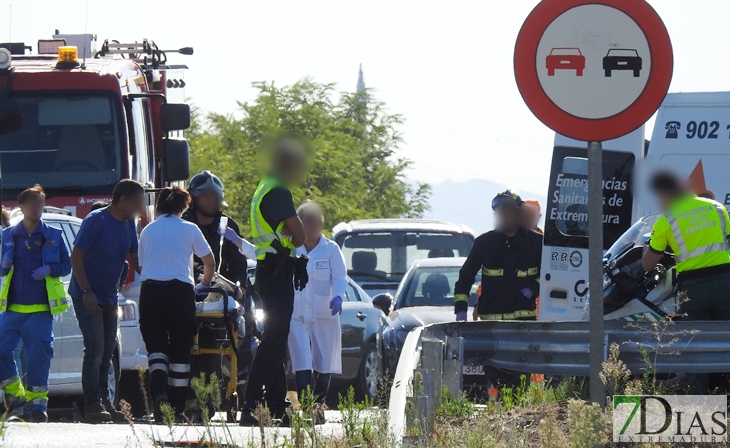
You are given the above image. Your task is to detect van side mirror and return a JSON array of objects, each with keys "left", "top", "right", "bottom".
[
  {"left": 372, "top": 293, "right": 393, "bottom": 315},
  {"left": 162, "top": 138, "right": 190, "bottom": 182},
  {"left": 160, "top": 103, "right": 191, "bottom": 131}
]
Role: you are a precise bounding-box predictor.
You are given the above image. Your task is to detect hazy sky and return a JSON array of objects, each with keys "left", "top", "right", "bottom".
[{"left": 4, "top": 0, "right": 730, "bottom": 197}]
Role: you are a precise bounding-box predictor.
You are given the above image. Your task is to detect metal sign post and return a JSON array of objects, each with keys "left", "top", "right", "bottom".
[
  {"left": 514, "top": 0, "right": 673, "bottom": 408},
  {"left": 587, "top": 141, "right": 605, "bottom": 407}
]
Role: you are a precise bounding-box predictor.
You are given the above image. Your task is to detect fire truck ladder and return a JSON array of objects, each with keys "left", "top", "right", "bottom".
[{"left": 95, "top": 39, "right": 193, "bottom": 70}]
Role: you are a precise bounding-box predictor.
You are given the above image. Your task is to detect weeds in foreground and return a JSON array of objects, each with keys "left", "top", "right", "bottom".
[
  {"left": 437, "top": 387, "right": 475, "bottom": 420},
  {"left": 338, "top": 386, "right": 374, "bottom": 446}
]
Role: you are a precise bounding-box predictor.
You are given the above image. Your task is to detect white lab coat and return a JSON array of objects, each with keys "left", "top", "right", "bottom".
[
  {"left": 238, "top": 238, "right": 256, "bottom": 260},
  {"left": 288, "top": 235, "right": 347, "bottom": 374}
]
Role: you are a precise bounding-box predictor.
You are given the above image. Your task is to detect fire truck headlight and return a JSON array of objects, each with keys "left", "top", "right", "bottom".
[
  {"left": 57, "top": 46, "right": 78, "bottom": 65},
  {"left": 0, "top": 49, "right": 11, "bottom": 70}
]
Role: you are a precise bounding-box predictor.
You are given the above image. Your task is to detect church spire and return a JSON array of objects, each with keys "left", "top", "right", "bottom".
[{"left": 357, "top": 63, "right": 366, "bottom": 92}]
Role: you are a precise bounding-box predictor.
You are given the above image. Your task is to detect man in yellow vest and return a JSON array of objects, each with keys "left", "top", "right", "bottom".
[
  {"left": 642, "top": 170, "right": 730, "bottom": 320},
  {"left": 0, "top": 185, "right": 71, "bottom": 422},
  {"left": 240, "top": 140, "right": 307, "bottom": 427}
]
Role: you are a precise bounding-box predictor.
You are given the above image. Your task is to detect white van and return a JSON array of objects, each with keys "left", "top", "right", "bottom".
[
  {"left": 539, "top": 91, "right": 730, "bottom": 322},
  {"left": 538, "top": 129, "right": 645, "bottom": 321}
]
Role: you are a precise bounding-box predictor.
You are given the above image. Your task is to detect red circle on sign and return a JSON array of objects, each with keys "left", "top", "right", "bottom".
[{"left": 514, "top": 0, "right": 673, "bottom": 142}]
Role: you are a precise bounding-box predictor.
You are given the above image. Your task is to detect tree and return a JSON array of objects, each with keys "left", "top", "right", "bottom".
[{"left": 188, "top": 79, "right": 430, "bottom": 235}]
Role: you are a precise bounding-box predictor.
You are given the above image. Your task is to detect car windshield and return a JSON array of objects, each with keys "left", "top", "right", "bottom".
[
  {"left": 0, "top": 94, "right": 123, "bottom": 192},
  {"left": 400, "top": 266, "right": 479, "bottom": 308},
  {"left": 607, "top": 49, "right": 638, "bottom": 57},
  {"left": 604, "top": 214, "right": 659, "bottom": 261},
  {"left": 336, "top": 231, "right": 474, "bottom": 286},
  {"left": 550, "top": 48, "right": 581, "bottom": 56}
]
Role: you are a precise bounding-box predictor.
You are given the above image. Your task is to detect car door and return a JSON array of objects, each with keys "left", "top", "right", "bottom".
[
  {"left": 338, "top": 280, "right": 368, "bottom": 379},
  {"left": 54, "top": 221, "right": 84, "bottom": 384},
  {"left": 43, "top": 220, "right": 68, "bottom": 385}
]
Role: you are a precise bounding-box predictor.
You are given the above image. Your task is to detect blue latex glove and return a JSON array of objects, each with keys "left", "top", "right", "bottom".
[
  {"left": 521, "top": 287, "right": 534, "bottom": 300},
  {"left": 194, "top": 283, "right": 210, "bottom": 296},
  {"left": 329, "top": 296, "right": 343, "bottom": 316},
  {"left": 1, "top": 257, "right": 12, "bottom": 270},
  {"left": 456, "top": 311, "right": 467, "bottom": 322},
  {"left": 218, "top": 226, "right": 241, "bottom": 244},
  {"left": 31, "top": 265, "right": 52, "bottom": 280}
]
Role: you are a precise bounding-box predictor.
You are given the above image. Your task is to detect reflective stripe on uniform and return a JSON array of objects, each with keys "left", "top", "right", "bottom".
[
  {"left": 8, "top": 303, "right": 50, "bottom": 313},
  {"left": 148, "top": 352, "right": 169, "bottom": 373},
  {"left": 482, "top": 268, "right": 503, "bottom": 277},
  {"left": 479, "top": 309, "right": 537, "bottom": 320},
  {"left": 527, "top": 267, "right": 539, "bottom": 276},
  {"left": 454, "top": 294, "right": 469, "bottom": 303},
  {"left": 169, "top": 363, "right": 190, "bottom": 373},
  {"left": 167, "top": 378, "right": 189, "bottom": 387}
]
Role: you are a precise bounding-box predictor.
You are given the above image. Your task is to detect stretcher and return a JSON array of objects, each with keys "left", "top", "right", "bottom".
[{"left": 191, "top": 287, "right": 241, "bottom": 423}]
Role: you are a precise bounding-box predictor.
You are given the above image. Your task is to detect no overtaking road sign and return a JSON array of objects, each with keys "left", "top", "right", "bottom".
[{"left": 514, "top": 0, "right": 673, "bottom": 142}]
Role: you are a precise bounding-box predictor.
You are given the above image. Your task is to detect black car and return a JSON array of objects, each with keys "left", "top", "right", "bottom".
[
  {"left": 603, "top": 49, "right": 642, "bottom": 77},
  {"left": 375, "top": 257, "right": 479, "bottom": 376}
]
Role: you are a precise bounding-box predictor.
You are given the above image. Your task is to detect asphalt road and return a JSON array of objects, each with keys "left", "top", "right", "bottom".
[{"left": 1, "top": 411, "right": 343, "bottom": 448}]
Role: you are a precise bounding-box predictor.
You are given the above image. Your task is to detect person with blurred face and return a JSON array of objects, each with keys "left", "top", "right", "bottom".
[
  {"left": 287, "top": 201, "right": 346, "bottom": 424},
  {"left": 240, "top": 138, "right": 308, "bottom": 427},
  {"left": 69, "top": 180, "right": 145, "bottom": 423},
  {"left": 522, "top": 199, "right": 543, "bottom": 234},
  {"left": 183, "top": 171, "right": 249, "bottom": 289},
  {"left": 454, "top": 191, "right": 543, "bottom": 323},
  {"left": 643, "top": 171, "right": 730, "bottom": 321},
  {"left": 0, "top": 185, "right": 71, "bottom": 423}
]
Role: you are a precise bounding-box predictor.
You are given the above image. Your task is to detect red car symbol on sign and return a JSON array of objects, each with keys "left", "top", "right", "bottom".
[{"left": 546, "top": 48, "right": 585, "bottom": 76}]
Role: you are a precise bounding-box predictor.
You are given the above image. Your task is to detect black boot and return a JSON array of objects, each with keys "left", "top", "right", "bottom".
[
  {"left": 102, "top": 398, "right": 128, "bottom": 423},
  {"left": 84, "top": 401, "right": 112, "bottom": 424},
  {"left": 294, "top": 370, "right": 313, "bottom": 403},
  {"left": 31, "top": 408, "right": 48, "bottom": 423},
  {"left": 239, "top": 410, "right": 260, "bottom": 427}
]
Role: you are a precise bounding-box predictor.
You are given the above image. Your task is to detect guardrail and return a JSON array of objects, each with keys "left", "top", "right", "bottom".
[{"left": 388, "top": 320, "right": 730, "bottom": 443}]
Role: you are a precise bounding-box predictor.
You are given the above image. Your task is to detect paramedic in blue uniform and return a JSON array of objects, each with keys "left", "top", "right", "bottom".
[{"left": 0, "top": 185, "right": 71, "bottom": 423}]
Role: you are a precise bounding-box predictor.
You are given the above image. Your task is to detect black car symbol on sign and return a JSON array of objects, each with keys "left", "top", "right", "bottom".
[
  {"left": 665, "top": 121, "right": 681, "bottom": 139},
  {"left": 603, "top": 49, "right": 642, "bottom": 77}
]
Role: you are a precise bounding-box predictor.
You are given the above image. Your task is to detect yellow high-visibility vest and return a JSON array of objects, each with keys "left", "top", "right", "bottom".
[
  {"left": 250, "top": 177, "right": 296, "bottom": 260},
  {"left": 649, "top": 195, "right": 730, "bottom": 273}
]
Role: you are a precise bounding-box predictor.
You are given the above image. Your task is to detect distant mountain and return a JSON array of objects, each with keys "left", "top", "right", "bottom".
[{"left": 422, "top": 179, "right": 547, "bottom": 235}]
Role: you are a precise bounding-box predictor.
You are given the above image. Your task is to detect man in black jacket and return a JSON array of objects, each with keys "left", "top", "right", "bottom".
[
  {"left": 182, "top": 171, "right": 248, "bottom": 288},
  {"left": 454, "top": 191, "right": 543, "bottom": 321}
]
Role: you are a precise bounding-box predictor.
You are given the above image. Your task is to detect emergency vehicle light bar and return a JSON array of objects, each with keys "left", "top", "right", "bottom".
[{"left": 38, "top": 39, "right": 66, "bottom": 55}]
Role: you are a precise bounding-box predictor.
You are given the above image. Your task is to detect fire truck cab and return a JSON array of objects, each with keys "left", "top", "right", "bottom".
[{"left": 0, "top": 35, "right": 192, "bottom": 218}]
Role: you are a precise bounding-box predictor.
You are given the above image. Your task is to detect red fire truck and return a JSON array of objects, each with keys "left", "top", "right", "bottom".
[{"left": 0, "top": 35, "right": 192, "bottom": 218}]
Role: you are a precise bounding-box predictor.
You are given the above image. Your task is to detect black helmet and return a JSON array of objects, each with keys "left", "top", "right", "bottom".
[
  {"left": 188, "top": 170, "right": 224, "bottom": 198},
  {"left": 492, "top": 190, "right": 523, "bottom": 211}
]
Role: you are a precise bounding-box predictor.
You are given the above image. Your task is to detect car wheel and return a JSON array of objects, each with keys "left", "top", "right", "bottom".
[
  {"left": 108, "top": 347, "right": 121, "bottom": 407},
  {"left": 633, "top": 70, "right": 640, "bottom": 77},
  {"left": 605, "top": 69, "right": 611, "bottom": 77},
  {"left": 354, "top": 342, "right": 378, "bottom": 401}
]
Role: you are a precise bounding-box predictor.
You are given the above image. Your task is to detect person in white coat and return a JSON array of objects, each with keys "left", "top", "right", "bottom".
[{"left": 288, "top": 201, "right": 346, "bottom": 416}]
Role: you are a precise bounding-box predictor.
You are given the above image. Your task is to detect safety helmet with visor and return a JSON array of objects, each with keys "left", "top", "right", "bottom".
[
  {"left": 188, "top": 170, "right": 225, "bottom": 198},
  {"left": 492, "top": 190, "right": 523, "bottom": 211}
]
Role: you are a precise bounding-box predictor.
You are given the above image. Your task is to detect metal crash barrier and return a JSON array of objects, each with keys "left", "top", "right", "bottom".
[{"left": 388, "top": 320, "right": 730, "bottom": 442}]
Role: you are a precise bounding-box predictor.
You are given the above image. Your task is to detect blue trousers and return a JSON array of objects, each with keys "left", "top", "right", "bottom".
[
  {"left": 72, "top": 298, "right": 118, "bottom": 405},
  {"left": 0, "top": 311, "right": 53, "bottom": 411}
]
